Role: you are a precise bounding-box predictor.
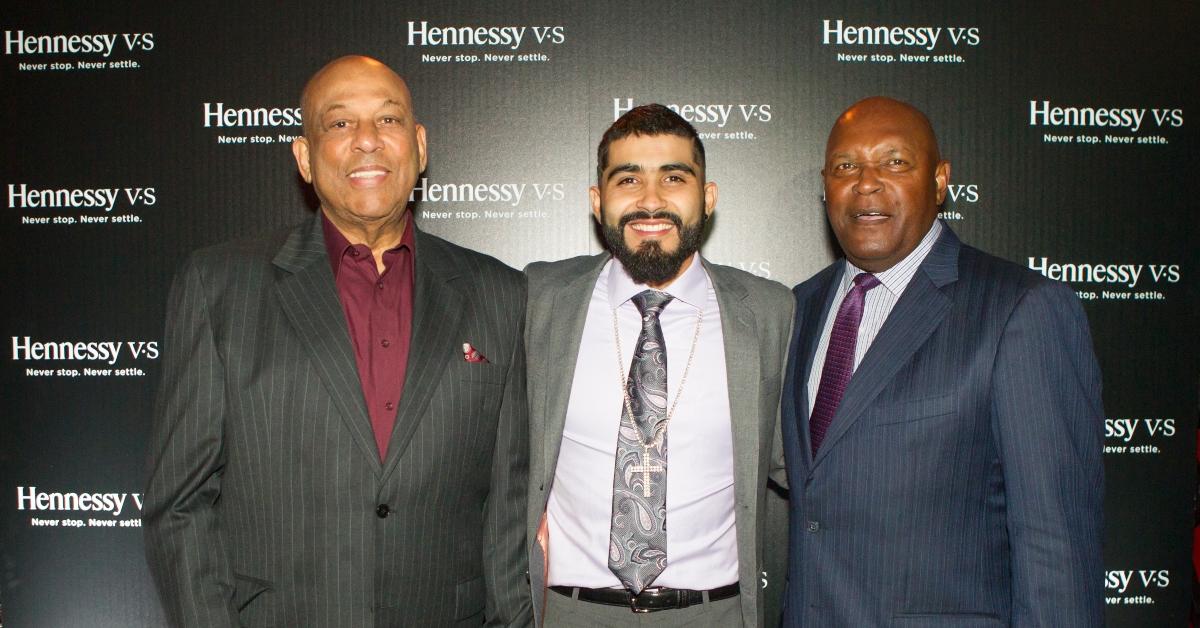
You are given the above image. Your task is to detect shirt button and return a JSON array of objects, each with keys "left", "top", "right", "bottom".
[
  {"left": 385, "top": 401, "right": 394, "bottom": 411},
  {"left": 806, "top": 521, "right": 820, "bottom": 533},
  {"left": 376, "top": 504, "right": 390, "bottom": 518},
  {"left": 381, "top": 339, "right": 390, "bottom": 348},
  {"left": 377, "top": 280, "right": 384, "bottom": 290},
  {"left": 349, "top": 249, "right": 359, "bottom": 257}
]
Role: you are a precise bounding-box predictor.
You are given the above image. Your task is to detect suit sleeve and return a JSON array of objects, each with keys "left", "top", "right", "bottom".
[
  {"left": 483, "top": 276, "right": 533, "bottom": 627},
  {"left": 770, "top": 293, "right": 796, "bottom": 489},
  {"left": 144, "top": 255, "right": 238, "bottom": 627},
  {"left": 991, "top": 280, "right": 1105, "bottom": 626},
  {"left": 769, "top": 419, "right": 788, "bottom": 488}
]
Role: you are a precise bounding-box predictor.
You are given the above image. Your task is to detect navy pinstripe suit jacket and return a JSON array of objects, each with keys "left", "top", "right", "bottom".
[
  {"left": 145, "top": 214, "right": 531, "bottom": 627},
  {"left": 780, "top": 224, "right": 1104, "bottom": 627}
]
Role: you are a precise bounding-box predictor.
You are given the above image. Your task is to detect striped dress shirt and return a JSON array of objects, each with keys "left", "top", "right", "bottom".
[{"left": 807, "top": 220, "right": 943, "bottom": 413}]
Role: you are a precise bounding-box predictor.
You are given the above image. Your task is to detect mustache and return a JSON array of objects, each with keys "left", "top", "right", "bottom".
[{"left": 617, "top": 210, "right": 684, "bottom": 230}]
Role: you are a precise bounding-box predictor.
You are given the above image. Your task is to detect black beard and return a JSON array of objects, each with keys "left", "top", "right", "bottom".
[{"left": 601, "top": 209, "right": 706, "bottom": 286}]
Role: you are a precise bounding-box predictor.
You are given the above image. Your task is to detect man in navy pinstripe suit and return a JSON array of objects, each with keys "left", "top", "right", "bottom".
[
  {"left": 780, "top": 97, "right": 1105, "bottom": 626},
  {"left": 145, "top": 56, "right": 530, "bottom": 627}
]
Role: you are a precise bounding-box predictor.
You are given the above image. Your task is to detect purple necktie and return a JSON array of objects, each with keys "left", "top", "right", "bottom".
[{"left": 810, "top": 272, "right": 880, "bottom": 456}]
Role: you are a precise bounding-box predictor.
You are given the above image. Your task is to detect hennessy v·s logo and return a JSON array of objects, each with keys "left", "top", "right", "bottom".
[
  {"left": 5, "top": 31, "right": 154, "bottom": 56},
  {"left": 407, "top": 21, "right": 565, "bottom": 49},
  {"left": 203, "top": 103, "right": 302, "bottom": 128},
  {"left": 820, "top": 20, "right": 980, "bottom": 50}
]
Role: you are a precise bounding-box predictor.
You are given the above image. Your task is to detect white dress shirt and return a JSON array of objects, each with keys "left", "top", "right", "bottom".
[
  {"left": 807, "top": 221, "right": 943, "bottom": 413},
  {"left": 547, "top": 254, "right": 738, "bottom": 589}
]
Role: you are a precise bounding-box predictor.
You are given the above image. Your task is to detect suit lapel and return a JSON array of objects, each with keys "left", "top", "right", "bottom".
[
  {"left": 274, "top": 215, "right": 382, "bottom": 473},
  {"left": 812, "top": 228, "right": 961, "bottom": 467},
  {"left": 382, "top": 230, "right": 465, "bottom": 475},
  {"left": 542, "top": 255, "right": 608, "bottom": 493},
  {"left": 704, "top": 262, "right": 760, "bottom": 509}
]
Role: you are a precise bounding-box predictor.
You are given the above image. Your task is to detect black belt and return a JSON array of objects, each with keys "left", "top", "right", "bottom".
[{"left": 550, "top": 582, "right": 739, "bottom": 613}]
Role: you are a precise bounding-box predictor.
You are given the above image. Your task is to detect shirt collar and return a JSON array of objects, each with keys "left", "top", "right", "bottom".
[
  {"left": 321, "top": 210, "right": 415, "bottom": 279},
  {"left": 843, "top": 219, "right": 942, "bottom": 297},
  {"left": 607, "top": 252, "right": 708, "bottom": 311}
]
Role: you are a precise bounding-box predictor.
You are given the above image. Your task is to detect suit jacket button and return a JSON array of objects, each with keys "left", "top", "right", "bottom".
[
  {"left": 376, "top": 504, "right": 390, "bottom": 518},
  {"left": 806, "top": 520, "right": 819, "bottom": 532}
]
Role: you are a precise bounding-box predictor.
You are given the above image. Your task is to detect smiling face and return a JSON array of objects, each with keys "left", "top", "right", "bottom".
[
  {"left": 822, "top": 97, "right": 950, "bottom": 273},
  {"left": 591, "top": 133, "right": 717, "bottom": 287},
  {"left": 291, "top": 56, "right": 427, "bottom": 237}
]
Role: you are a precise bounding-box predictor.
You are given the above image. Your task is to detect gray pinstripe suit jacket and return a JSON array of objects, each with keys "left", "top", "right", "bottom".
[
  {"left": 780, "top": 224, "right": 1105, "bottom": 626},
  {"left": 523, "top": 254, "right": 794, "bottom": 627},
  {"left": 145, "top": 213, "right": 532, "bottom": 627}
]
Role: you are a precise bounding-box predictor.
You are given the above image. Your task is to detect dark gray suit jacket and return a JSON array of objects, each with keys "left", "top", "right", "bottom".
[
  {"left": 145, "top": 214, "right": 531, "bottom": 627},
  {"left": 781, "top": 224, "right": 1105, "bottom": 626},
  {"left": 523, "top": 254, "right": 793, "bottom": 627}
]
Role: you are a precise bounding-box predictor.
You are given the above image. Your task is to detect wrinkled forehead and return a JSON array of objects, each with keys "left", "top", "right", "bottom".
[
  {"left": 302, "top": 62, "right": 412, "bottom": 113},
  {"left": 826, "top": 104, "right": 937, "bottom": 160},
  {"left": 301, "top": 63, "right": 413, "bottom": 136}
]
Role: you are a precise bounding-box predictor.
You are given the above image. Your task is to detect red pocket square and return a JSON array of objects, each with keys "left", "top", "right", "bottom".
[{"left": 462, "top": 342, "right": 489, "bottom": 363}]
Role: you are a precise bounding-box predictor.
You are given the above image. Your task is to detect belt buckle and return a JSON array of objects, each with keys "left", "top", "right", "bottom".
[{"left": 629, "top": 588, "right": 659, "bottom": 613}]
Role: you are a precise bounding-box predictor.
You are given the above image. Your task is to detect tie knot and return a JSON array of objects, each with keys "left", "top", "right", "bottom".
[
  {"left": 852, "top": 272, "right": 881, "bottom": 292},
  {"left": 631, "top": 289, "right": 674, "bottom": 318}
]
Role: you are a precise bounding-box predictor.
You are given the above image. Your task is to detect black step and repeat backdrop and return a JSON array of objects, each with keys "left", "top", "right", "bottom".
[{"left": 2, "top": 2, "right": 1196, "bottom": 626}]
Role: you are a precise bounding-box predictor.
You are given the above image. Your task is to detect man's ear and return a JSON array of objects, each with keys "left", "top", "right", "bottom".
[
  {"left": 703, "top": 181, "right": 718, "bottom": 217},
  {"left": 589, "top": 186, "right": 602, "bottom": 222},
  {"left": 415, "top": 123, "right": 428, "bottom": 173},
  {"left": 933, "top": 159, "right": 951, "bottom": 205},
  {"left": 292, "top": 137, "right": 312, "bottom": 183}
]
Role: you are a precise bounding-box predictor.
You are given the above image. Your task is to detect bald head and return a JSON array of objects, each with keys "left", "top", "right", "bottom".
[
  {"left": 300, "top": 55, "right": 415, "bottom": 137},
  {"left": 827, "top": 96, "right": 941, "bottom": 166}
]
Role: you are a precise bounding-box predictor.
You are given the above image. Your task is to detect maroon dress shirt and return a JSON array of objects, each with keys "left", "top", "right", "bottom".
[{"left": 322, "top": 212, "right": 414, "bottom": 460}]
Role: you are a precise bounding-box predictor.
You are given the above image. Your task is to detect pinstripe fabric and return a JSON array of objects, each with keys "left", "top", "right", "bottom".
[
  {"left": 523, "top": 254, "right": 794, "bottom": 627},
  {"left": 780, "top": 224, "right": 1105, "bottom": 627},
  {"left": 807, "top": 220, "right": 942, "bottom": 410},
  {"left": 145, "top": 213, "right": 532, "bottom": 627}
]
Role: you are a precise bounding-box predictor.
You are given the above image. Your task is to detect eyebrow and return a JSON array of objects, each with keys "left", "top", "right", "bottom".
[
  {"left": 604, "top": 162, "right": 697, "bottom": 183},
  {"left": 320, "top": 99, "right": 408, "bottom": 117},
  {"left": 827, "top": 146, "right": 912, "bottom": 161}
]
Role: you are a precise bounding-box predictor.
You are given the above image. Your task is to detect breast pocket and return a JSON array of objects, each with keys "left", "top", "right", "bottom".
[
  {"left": 453, "top": 360, "right": 505, "bottom": 386},
  {"left": 873, "top": 393, "right": 956, "bottom": 427},
  {"left": 439, "top": 361, "right": 506, "bottom": 435}
]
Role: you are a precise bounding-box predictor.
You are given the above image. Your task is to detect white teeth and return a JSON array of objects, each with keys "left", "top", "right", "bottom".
[
  {"left": 632, "top": 223, "right": 671, "bottom": 232},
  {"left": 349, "top": 170, "right": 386, "bottom": 179}
]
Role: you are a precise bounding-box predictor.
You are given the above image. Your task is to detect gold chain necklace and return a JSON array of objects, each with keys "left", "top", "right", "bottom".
[{"left": 612, "top": 298, "right": 703, "bottom": 496}]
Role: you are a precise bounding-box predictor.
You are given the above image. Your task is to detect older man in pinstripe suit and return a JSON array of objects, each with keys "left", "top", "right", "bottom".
[
  {"left": 145, "top": 56, "right": 530, "bottom": 627},
  {"left": 780, "top": 97, "right": 1105, "bottom": 626}
]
